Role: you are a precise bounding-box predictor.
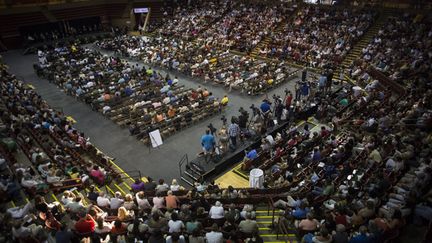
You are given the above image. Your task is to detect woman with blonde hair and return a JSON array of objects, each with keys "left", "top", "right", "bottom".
[
  {"left": 117, "top": 206, "right": 134, "bottom": 221},
  {"left": 170, "top": 179, "right": 184, "bottom": 191},
  {"left": 123, "top": 194, "right": 135, "bottom": 210}
]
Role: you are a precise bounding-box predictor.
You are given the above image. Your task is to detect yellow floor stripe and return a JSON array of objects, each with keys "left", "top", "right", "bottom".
[
  {"left": 257, "top": 221, "right": 273, "bottom": 224},
  {"left": 257, "top": 215, "right": 279, "bottom": 219},
  {"left": 259, "top": 227, "right": 271, "bottom": 230},
  {"left": 260, "top": 234, "right": 296, "bottom": 237},
  {"left": 114, "top": 183, "right": 127, "bottom": 195},
  {"left": 51, "top": 194, "right": 66, "bottom": 210},
  {"left": 95, "top": 186, "right": 102, "bottom": 192},
  {"left": 256, "top": 210, "right": 271, "bottom": 213},
  {"left": 51, "top": 194, "right": 59, "bottom": 203},
  {"left": 106, "top": 185, "right": 115, "bottom": 195},
  {"left": 123, "top": 182, "right": 132, "bottom": 190},
  {"left": 95, "top": 147, "right": 135, "bottom": 183}
]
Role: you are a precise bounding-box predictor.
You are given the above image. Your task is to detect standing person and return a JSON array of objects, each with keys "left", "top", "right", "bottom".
[
  {"left": 326, "top": 69, "right": 333, "bottom": 93},
  {"left": 295, "top": 81, "right": 302, "bottom": 101},
  {"left": 301, "top": 68, "right": 308, "bottom": 82},
  {"left": 201, "top": 130, "right": 215, "bottom": 162},
  {"left": 274, "top": 96, "right": 284, "bottom": 124},
  {"left": 301, "top": 82, "right": 310, "bottom": 101},
  {"left": 285, "top": 90, "right": 293, "bottom": 110},
  {"left": 318, "top": 73, "right": 327, "bottom": 93},
  {"left": 228, "top": 119, "right": 240, "bottom": 151}
]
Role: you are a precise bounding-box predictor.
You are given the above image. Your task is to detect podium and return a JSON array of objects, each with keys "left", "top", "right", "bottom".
[{"left": 249, "top": 168, "right": 264, "bottom": 189}]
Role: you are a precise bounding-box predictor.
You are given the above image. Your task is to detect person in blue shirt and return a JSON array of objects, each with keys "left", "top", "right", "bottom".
[
  {"left": 292, "top": 203, "right": 309, "bottom": 219},
  {"left": 246, "top": 149, "right": 258, "bottom": 160},
  {"left": 349, "top": 226, "right": 370, "bottom": 243},
  {"left": 201, "top": 130, "right": 215, "bottom": 162},
  {"left": 260, "top": 100, "right": 271, "bottom": 117},
  {"left": 124, "top": 86, "right": 134, "bottom": 96},
  {"left": 301, "top": 82, "right": 310, "bottom": 99},
  {"left": 318, "top": 74, "right": 327, "bottom": 91}
]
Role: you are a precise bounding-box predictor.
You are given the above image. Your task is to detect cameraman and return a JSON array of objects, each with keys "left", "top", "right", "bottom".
[
  {"left": 273, "top": 95, "right": 284, "bottom": 123},
  {"left": 238, "top": 107, "right": 249, "bottom": 131}
]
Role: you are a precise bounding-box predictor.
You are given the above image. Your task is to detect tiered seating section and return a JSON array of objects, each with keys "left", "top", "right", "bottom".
[
  {"left": 158, "top": 0, "right": 233, "bottom": 40},
  {"left": 349, "top": 14, "right": 432, "bottom": 87},
  {"left": 260, "top": 6, "right": 376, "bottom": 68},
  {"left": 198, "top": 2, "right": 292, "bottom": 53},
  {"left": 38, "top": 45, "right": 222, "bottom": 144},
  {"left": 0, "top": 58, "right": 124, "bottom": 205},
  {"left": 94, "top": 2, "right": 380, "bottom": 94},
  {"left": 4, "top": 51, "right": 432, "bottom": 242}
]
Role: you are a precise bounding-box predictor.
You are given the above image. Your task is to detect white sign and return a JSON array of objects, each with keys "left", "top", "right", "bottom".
[
  {"left": 134, "top": 8, "right": 149, "bottom": 13},
  {"left": 149, "top": 129, "right": 163, "bottom": 148}
]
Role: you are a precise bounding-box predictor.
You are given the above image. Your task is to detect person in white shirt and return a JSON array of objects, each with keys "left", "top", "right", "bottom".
[
  {"left": 66, "top": 197, "right": 85, "bottom": 213},
  {"left": 21, "top": 174, "right": 43, "bottom": 189},
  {"left": 205, "top": 224, "right": 224, "bottom": 243},
  {"left": 97, "top": 191, "right": 110, "bottom": 208},
  {"left": 209, "top": 201, "right": 225, "bottom": 226},
  {"left": 168, "top": 212, "right": 185, "bottom": 233},
  {"left": 7, "top": 201, "right": 33, "bottom": 219},
  {"left": 61, "top": 190, "right": 75, "bottom": 205},
  {"left": 170, "top": 179, "right": 182, "bottom": 192},
  {"left": 110, "top": 191, "right": 124, "bottom": 210}
]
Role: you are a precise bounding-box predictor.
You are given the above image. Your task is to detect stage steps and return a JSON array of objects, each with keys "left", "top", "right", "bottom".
[{"left": 255, "top": 206, "right": 298, "bottom": 243}]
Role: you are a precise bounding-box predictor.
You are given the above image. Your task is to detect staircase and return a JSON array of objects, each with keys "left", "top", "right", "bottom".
[
  {"left": 8, "top": 147, "right": 146, "bottom": 211},
  {"left": 250, "top": 5, "right": 302, "bottom": 58},
  {"left": 249, "top": 22, "right": 284, "bottom": 58},
  {"left": 333, "top": 10, "right": 393, "bottom": 85},
  {"left": 255, "top": 205, "right": 298, "bottom": 243}
]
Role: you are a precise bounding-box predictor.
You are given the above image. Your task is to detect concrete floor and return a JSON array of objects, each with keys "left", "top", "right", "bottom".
[{"left": 2, "top": 47, "right": 301, "bottom": 184}]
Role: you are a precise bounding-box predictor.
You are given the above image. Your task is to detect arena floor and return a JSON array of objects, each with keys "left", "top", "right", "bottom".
[{"left": 3, "top": 47, "right": 300, "bottom": 184}]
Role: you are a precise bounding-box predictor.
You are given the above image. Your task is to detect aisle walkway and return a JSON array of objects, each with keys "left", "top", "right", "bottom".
[{"left": 2, "top": 48, "right": 299, "bottom": 183}]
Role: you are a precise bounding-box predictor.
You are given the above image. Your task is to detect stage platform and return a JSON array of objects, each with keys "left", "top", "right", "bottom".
[{"left": 180, "top": 117, "right": 329, "bottom": 188}]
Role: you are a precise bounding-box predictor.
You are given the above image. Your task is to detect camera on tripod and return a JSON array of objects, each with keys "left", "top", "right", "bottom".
[{"left": 220, "top": 115, "right": 227, "bottom": 125}]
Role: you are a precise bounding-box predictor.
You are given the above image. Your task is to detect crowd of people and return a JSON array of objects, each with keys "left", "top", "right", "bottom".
[
  {"left": 348, "top": 13, "right": 432, "bottom": 87},
  {"left": 1, "top": 1, "right": 432, "bottom": 243},
  {"left": 96, "top": 35, "right": 298, "bottom": 95},
  {"left": 36, "top": 44, "right": 224, "bottom": 143},
  {"left": 260, "top": 6, "right": 376, "bottom": 68},
  {"left": 158, "top": 0, "right": 233, "bottom": 40},
  {"left": 198, "top": 3, "right": 292, "bottom": 53},
  {"left": 3, "top": 45, "right": 432, "bottom": 242},
  {"left": 223, "top": 67, "right": 431, "bottom": 242}
]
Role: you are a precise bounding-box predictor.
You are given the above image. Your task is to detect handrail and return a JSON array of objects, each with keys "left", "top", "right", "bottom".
[
  {"left": 178, "top": 153, "right": 188, "bottom": 178},
  {"left": 278, "top": 216, "right": 290, "bottom": 243}
]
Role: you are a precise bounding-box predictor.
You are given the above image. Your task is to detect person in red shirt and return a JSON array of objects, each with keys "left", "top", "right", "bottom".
[
  {"left": 111, "top": 220, "right": 127, "bottom": 235},
  {"left": 320, "top": 126, "right": 330, "bottom": 137},
  {"left": 90, "top": 165, "right": 105, "bottom": 185},
  {"left": 165, "top": 190, "right": 179, "bottom": 209},
  {"left": 285, "top": 91, "right": 293, "bottom": 109},
  {"left": 75, "top": 213, "right": 96, "bottom": 234},
  {"left": 332, "top": 209, "right": 348, "bottom": 227}
]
